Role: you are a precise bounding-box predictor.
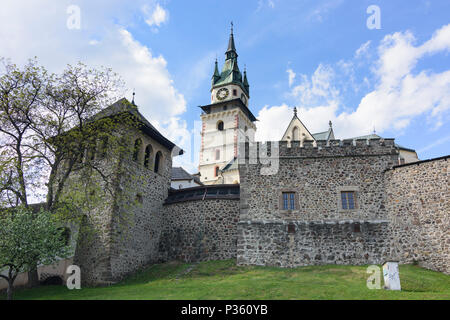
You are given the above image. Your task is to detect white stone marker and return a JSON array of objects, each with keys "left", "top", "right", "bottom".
[{"left": 382, "top": 262, "right": 401, "bottom": 290}]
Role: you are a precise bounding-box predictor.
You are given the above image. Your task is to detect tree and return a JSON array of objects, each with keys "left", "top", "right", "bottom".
[
  {"left": 0, "top": 207, "right": 70, "bottom": 300},
  {"left": 0, "top": 58, "right": 140, "bottom": 287}
]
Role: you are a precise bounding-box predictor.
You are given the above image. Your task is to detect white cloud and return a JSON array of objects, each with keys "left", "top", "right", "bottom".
[
  {"left": 142, "top": 3, "right": 169, "bottom": 31},
  {"left": 257, "top": 24, "right": 450, "bottom": 140},
  {"left": 257, "top": 0, "right": 275, "bottom": 11},
  {"left": 287, "top": 69, "right": 296, "bottom": 87},
  {"left": 290, "top": 64, "right": 340, "bottom": 107},
  {"left": 0, "top": 0, "right": 189, "bottom": 163},
  {"left": 308, "top": 0, "right": 344, "bottom": 23},
  {"left": 355, "top": 40, "right": 371, "bottom": 58}
]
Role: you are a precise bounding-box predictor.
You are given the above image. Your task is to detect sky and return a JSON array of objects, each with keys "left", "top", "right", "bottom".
[{"left": 0, "top": 0, "right": 449, "bottom": 173}]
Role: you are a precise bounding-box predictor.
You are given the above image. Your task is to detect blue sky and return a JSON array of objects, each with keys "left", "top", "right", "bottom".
[{"left": 1, "top": 0, "right": 449, "bottom": 171}]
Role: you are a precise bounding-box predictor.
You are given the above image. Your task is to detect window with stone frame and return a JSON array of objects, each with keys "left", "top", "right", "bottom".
[
  {"left": 341, "top": 191, "right": 356, "bottom": 210},
  {"left": 281, "top": 192, "right": 296, "bottom": 210}
]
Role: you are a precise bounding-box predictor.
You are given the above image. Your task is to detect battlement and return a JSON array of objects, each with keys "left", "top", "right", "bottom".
[{"left": 239, "top": 138, "right": 398, "bottom": 159}]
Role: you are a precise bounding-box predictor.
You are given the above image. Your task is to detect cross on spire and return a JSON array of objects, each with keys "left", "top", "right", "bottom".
[{"left": 294, "top": 107, "right": 297, "bottom": 117}]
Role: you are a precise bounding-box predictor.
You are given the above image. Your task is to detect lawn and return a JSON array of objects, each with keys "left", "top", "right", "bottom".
[{"left": 7, "top": 260, "right": 450, "bottom": 300}]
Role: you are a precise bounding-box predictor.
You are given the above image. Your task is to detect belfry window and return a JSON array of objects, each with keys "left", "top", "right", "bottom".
[
  {"left": 214, "top": 166, "right": 220, "bottom": 177},
  {"left": 233, "top": 89, "right": 237, "bottom": 96},
  {"left": 217, "top": 121, "right": 224, "bottom": 131}
]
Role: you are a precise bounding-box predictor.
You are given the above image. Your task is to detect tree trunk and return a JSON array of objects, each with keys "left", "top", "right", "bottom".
[
  {"left": 27, "top": 268, "right": 40, "bottom": 288},
  {"left": 7, "top": 280, "right": 13, "bottom": 300}
]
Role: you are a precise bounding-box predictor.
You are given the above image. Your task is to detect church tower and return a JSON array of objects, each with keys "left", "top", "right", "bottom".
[{"left": 198, "top": 25, "right": 257, "bottom": 185}]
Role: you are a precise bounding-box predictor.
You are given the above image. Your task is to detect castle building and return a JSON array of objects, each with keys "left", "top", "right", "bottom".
[
  {"left": 16, "top": 27, "right": 445, "bottom": 289},
  {"left": 198, "top": 26, "right": 257, "bottom": 185}
]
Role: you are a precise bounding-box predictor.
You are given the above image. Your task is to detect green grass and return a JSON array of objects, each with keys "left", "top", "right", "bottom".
[{"left": 7, "top": 260, "right": 450, "bottom": 300}]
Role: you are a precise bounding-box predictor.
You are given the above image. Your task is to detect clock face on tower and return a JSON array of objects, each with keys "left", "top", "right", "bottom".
[{"left": 216, "top": 88, "right": 229, "bottom": 101}]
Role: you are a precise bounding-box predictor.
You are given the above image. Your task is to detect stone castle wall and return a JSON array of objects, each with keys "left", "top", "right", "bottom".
[
  {"left": 159, "top": 187, "right": 240, "bottom": 262},
  {"left": 237, "top": 220, "right": 391, "bottom": 267},
  {"left": 237, "top": 139, "right": 399, "bottom": 267},
  {"left": 386, "top": 156, "right": 449, "bottom": 274},
  {"left": 108, "top": 132, "right": 173, "bottom": 282},
  {"left": 73, "top": 126, "right": 173, "bottom": 285}
]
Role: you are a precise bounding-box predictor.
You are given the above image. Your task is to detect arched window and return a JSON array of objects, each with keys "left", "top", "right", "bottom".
[
  {"left": 154, "top": 151, "right": 163, "bottom": 173},
  {"left": 217, "top": 121, "right": 224, "bottom": 131},
  {"left": 215, "top": 149, "right": 220, "bottom": 160},
  {"left": 133, "top": 138, "right": 142, "bottom": 162},
  {"left": 292, "top": 127, "right": 300, "bottom": 141},
  {"left": 214, "top": 166, "right": 220, "bottom": 177},
  {"left": 144, "top": 144, "right": 153, "bottom": 169}
]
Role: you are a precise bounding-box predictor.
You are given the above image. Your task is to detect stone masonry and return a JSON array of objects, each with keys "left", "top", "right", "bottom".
[
  {"left": 160, "top": 197, "right": 240, "bottom": 262},
  {"left": 386, "top": 156, "right": 449, "bottom": 274},
  {"left": 238, "top": 139, "right": 399, "bottom": 267}
]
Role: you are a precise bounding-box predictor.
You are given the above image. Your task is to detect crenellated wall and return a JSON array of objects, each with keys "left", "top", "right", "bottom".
[{"left": 237, "top": 139, "right": 400, "bottom": 267}]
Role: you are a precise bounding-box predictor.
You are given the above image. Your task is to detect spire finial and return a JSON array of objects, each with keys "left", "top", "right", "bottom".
[
  {"left": 231, "top": 21, "right": 234, "bottom": 34},
  {"left": 373, "top": 126, "right": 376, "bottom": 134},
  {"left": 132, "top": 89, "right": 136, "bottom": 105},
  {"left": 329, "top": 120, "right": 332, "bottom": 128},
  {"left": 294, "top": 107, "right": 297, "bottom": 117}
]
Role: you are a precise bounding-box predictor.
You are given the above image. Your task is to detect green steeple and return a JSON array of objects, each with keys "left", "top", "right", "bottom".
[
  {"left": 243, "top": 67, "right": 249, "bottom": 95},
  {"left": 211, "top": 58, "right": 220, "bottom": 86},
  {"left": 226, "top": 23, "right": 237, "bottom": 60},
  {"left": 211, "top": 24, "right": 249, "bottom": 97}
]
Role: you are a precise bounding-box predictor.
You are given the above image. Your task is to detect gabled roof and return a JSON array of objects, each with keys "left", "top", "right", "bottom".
[
  {"left": 281, "top": 112, "right": 316, "bottom": 141},
  {"left": 171, "top": 167, "right": 194, "bottom": 180},
  {"left": 92, "top": 98, "right": 183, "bottom": 155},
  {"left": 171, "top": 167, "right": 204, "bottom": 185},
  {"left": 312, "top": 127, "right": 334, "bottom": 141}
]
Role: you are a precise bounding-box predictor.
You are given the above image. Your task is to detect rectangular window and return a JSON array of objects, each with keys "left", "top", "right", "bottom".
[
  {"left": 282, "top": 192, "right": 296, "bottom": 210},
  {"left": 341, "top": 191, "right": 356, "bottom": 210}
]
